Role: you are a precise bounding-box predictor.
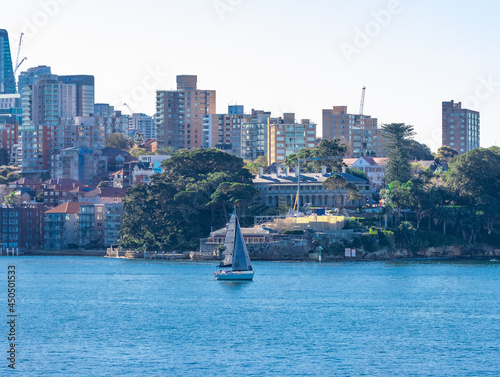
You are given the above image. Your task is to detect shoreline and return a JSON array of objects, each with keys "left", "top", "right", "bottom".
[{"left": 3, "top": 250, "right": 498, "bottom": 263}]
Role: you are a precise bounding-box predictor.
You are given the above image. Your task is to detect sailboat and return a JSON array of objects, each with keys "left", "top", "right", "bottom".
[{"left": 214, "top": 208, "right": 254, "bottom": 281}]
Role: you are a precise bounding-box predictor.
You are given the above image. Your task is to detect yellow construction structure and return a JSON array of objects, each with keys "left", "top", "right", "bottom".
[{"left": 261, "top": 215, "right": 345, "bottom": 232}]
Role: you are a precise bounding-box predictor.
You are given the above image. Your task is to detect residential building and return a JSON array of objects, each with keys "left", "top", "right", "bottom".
[
  {"left": 22, "top": 74, "right": 76, "bottom": 128},
  {"left": 78, "top": 187, "right": 127, "bottom": 205},
  {"left": 44, "top": 202, "right": 93, "bottom": 249},
  {"left": 267, "top": 113, "right": 317, "bottom": 165},
  {"left": 242, "top": 110, "right": 271, "bottom": 161},
  {"left": 19, "top": 125, "right": 52, "bottom": 176},
  {"left": 0, "top": 203, "right": 45, "bottom": 251},
  {"left": 156, "top": 75, "right": 216, "bottom": 150},
  {"left": 322, "top": 106, "right": 387, "bottom": 158},
  {"left": 104, "top": 203, "right": 123, "bottom": 246},
  {"left": 0, "top": 29, "right": 15, "bottom": 94},
  {"left": 93, "top": 103, "right": 114, "bottom": 118},
  {"left": 203, "top": 106, "right": 271, "bottom": 158},
  {"left": 0, "top": 119, "right": 18, "bottom": 162},
  {"left": 130, "top": 155, "right": 170, "bottom": 185},
  {"left": 18, "top": 65, "right": 52, "bottom": 103},
  {"left": 58, "top": 75, "right": 95, "bottom": 117},
  {"left": 129, "top": 113, "right": 156, "bottom": 139},
  {"left": 42, "top": 178, "right": 87, "bottom": 208},
  {"left": 442, "top": 100, "right": 480, "bottom": 154},
  {"left": 51, "top": 147, "right": 97, "bottom": 184},
  {"left": 202, "top": 105, "right": 250, "bottom": 156},
  {"left": 253, "top": 167, "right": 372, "bottom": 208},
  {"left": 138, "top": 138, "right": 157, "bottom": 153},
  {"left": 9, "top": 178, "right": 42, "bottom": 194},
  {"left": 0, "top": 93, "right": 20, "bottom": 110},
  {"left": 344, "top": 156, "right": 388, "bottom": 192}
]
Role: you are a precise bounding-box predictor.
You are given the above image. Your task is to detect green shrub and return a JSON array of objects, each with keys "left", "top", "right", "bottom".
[
  {"left": 395, "top": 222, "right": 418, "bottom": 251},
  {"left": 360, "top": 233, "right": 378, "bottom": 252},
  {"left": 282, "top": 230, "right": 304, "bottom": 235}
]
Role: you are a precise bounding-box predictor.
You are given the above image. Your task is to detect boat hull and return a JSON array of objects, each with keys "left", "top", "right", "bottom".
[{"left": 215, "top": 270, "right": 254, "bottom": 281}]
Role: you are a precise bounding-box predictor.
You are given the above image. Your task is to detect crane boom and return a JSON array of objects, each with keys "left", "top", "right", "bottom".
[
  {"left": 359, "top": 86, "right": 366, "bottom": 116},
  {"left": 123, "top": 103, "right": 134, "bottom": 114},
  {"left": 14, "top": 33, "right": 24, "bottom": 76}
]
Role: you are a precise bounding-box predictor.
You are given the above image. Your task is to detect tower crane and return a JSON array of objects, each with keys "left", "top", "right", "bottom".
[
  {"left": 14, "top": 33, "right": 26, "bottom": 93},
  {"left": 359, "top": 86, "right": 366, "bottom": 116},
  {"left": 123, "top": 103, "right": 135, "bottom": 114}
]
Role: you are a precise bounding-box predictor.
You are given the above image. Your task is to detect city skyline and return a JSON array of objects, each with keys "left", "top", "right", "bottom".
[{"left": 2, "top": 0, "right": 500, "bottom": 151}]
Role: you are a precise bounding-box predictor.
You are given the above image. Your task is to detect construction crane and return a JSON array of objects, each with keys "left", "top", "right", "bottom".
[
  {"left": 123, "top": 103, "right": 135, "bottom": 114},
  {"left": 359, "top": 86, "right": 366, "bottom": 116},
  {"left": 13, "top": 33, "right": 26, "bottom": 93},
  {"left": 291, "top": 156, "right": 343, "bottom": 213}
]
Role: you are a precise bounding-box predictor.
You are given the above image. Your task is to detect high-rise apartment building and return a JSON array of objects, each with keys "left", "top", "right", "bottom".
[
  {"left": 267, "top": 113, "right": 317, "bottom": 165},
  {"left": 59, "top": 75, "right": 95, "bottom": 117},
  {"left": 22, "top": 74, "right": 76, "bottom": 130},
  {"left": 129, "top": 113, "right": 156, "bottom": 139},
  {"left": 442, "top": 100, "right": 480, "bottom": 154},
  {"left": 0, "top": 29, "right": 15, "bottom": 94},
  {"left": 242, "top": 110, "right": 271, "bottom": 161},
  {"left": 322, "top": 106, "right": 386, "bottom": 158},
  {"left": 94, "top": 103, "right": 115, "bottom": 118},
  {"left": 19, "top": 74, "right": 77, "bottom": 176},
  {"left": 156, "top": 75, "right": 216, "bottom": 150},
  {"left": 203, "top": 107, "right": 271, "bottom": 159}
]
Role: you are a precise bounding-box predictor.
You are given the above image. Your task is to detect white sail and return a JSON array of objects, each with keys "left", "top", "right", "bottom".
[{"left": 231, "top": 211, "right": 253, "bottom": 272}]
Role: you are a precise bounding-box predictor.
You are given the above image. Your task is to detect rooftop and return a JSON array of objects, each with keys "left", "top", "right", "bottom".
[
  {"left": 253, "top": 172, "right": 368, "bottom": 184},
  {"left": 45, "top": 202, "right": 92, "bottom": 214}
]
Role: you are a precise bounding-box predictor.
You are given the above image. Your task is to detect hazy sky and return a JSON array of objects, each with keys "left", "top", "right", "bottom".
[{"left": 2, "top": 0, "right": 500, "bottom": 151}]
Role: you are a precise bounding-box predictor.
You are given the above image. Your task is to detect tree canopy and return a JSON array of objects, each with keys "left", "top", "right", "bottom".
[
  {"left": 323, "top": 174, "right": 360, "bottom": 213},
  {"left": 285, "top": 139, "right": 346, "bottom": 173},
  {"left": 105, "top": 133, "right": 133, "bottom": 151},
  {"left": 382, "top": 123, "right": 416, "bottom": 184},
  {"left": 408, "top": 140, "right": 433, "bottom": 161},
  {"left": 435, "top": 145, "right": 458, "bottom": 167},
  {"left": 119, "top": 149, "right": 257, "bottom": 251}
]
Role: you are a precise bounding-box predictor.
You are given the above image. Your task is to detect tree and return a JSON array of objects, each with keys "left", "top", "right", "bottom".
[
  {"left": 384, "top": 180, "right": 412, "bottom": 225},
  {"left": 446, "top": 147, "right": 500, "bottom": 235},
  {"left": 394, "top": 222, "right": 418, "bottom": 250},
  {"left": 408, "top": 140, "right": 433, "bottom": 161},
  {"left": 160, "top": 149, "right": 253, "bottom": 187},
  {"left": 346, "top": 168, "right": 368, "bottom": 181},
  {"left": 6, "top": 172, "right": 20, "bottom": 183},
  {"left": 433, "top": 206, "right": 458, "bottom": 236},
  {"left": 285, "top": 139, "right": 346, "bottom": 173},
  {"left": 435, "top": 146, "right": 458, "bottom": 167},
  {"left": 209, "top": 183, "right": 257, "bottom": 225},
  {"left": 323, "top": 174, "right": 360, "bottom": 213},
  {"left": 105, "top": 133, "right": 133, "bottom": 151},
  {"left": 129, "top": 147, "right": 149, "bottom": 158},
  {"left": 382, "top": 123, "right": 416, "bottom": 184},
  {"left": 245, "top": 156, "right": 268, "bottom": 176},
  {"left": 120, "top": 149, "right": 255, "bottom": 251}
]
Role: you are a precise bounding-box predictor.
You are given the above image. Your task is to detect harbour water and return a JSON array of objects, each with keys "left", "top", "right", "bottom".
[{"left": 1, "top": 257, "right": 499, "bottom": 376}]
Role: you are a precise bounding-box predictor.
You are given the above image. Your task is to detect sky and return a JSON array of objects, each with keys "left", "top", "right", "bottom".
[{"left": 2, "top": 0, "right": 500, "bottom": 151}]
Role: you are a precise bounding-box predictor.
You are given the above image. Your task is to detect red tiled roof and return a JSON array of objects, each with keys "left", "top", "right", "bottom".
[
  {"left": 12, "top": 178, "right": 39, "bottom": 185},
  {"left": 84, "top": 187, "right": 126, "bottom": 198},
  {"left": 45, "top": 202, "right": 92, "bottom": 214}
]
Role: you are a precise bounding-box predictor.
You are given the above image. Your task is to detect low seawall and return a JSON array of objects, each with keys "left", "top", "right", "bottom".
[{"left": 28, "top": 249, "right": 107, "bottom": 257}]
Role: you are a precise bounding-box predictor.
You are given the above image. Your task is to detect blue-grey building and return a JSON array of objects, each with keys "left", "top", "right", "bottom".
[
  {"left": 59, "top": 75, "right": 95, "bottom": 117},
  {"left": 0, "top": 29, "right": 15, "bottom": 94}
]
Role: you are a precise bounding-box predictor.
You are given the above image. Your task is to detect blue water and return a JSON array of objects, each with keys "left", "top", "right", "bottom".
[{"left": 0, "top": 257, "right": 499, "bottom": 376}]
